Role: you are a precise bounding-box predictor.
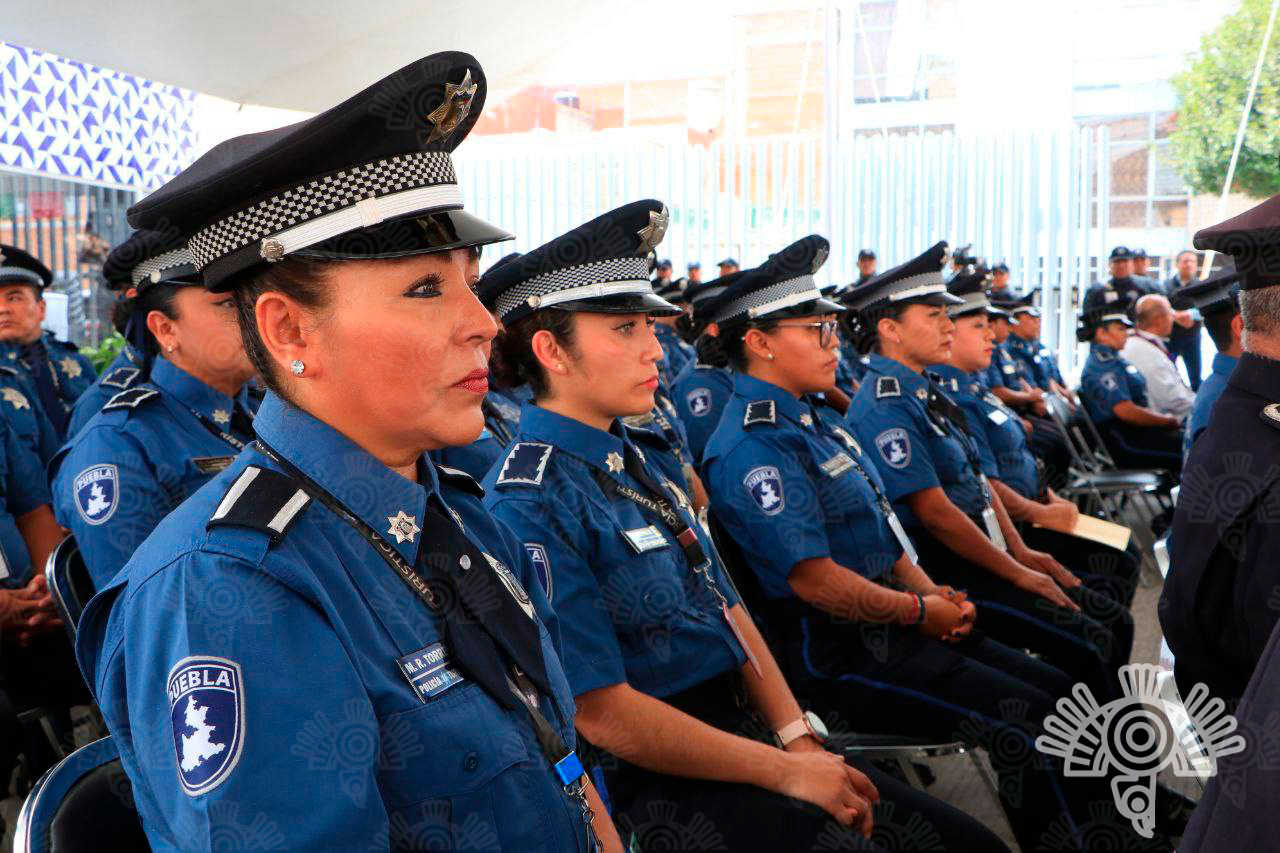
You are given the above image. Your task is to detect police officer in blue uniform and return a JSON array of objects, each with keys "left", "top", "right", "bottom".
[
  {"left": 1078, "top": 301, "right": 1184, "bottom": 474},
  {"left": 1162, "top": 193, "right": 1280, "bottom": 707},
  {"left": 65, "top": 233, "right": 173, "bottom": 439},
  {"left": 75, "top": 53, "right": 619, "bottom": 852},
  {"left": 0, "top": 245, "right": 96, "bottom": 439},
  {"left": 1178, "top": 266, "right": 1241, "bottom": 456},
  {"left": 844, "top": 242, "right": 1131, "bottom": 705},
  {"left": 671, "top": 273, "right": 744, "bottom": 464},
  {"left": 698, "top": 238, "right": 1137, "bottom": 851},
  {"left": 483, "top": 203, "right": 1005, "bottom": 851},
  {"left": 51, "top": 229, "right": 259, "bottom": 592},
  {"left": 933, "top": 272, "right": 1140, "bottom": 609},
  {"left": 1082, "top": 246, "right": 1157, "bottom": 317},
  {"left": 0, "top": 362, "right": 58, "bottom": 467}
]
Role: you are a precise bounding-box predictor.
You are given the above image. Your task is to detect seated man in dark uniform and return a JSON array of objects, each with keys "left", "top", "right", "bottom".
[
  {"left": 1162, "top": 191, "right": 1280, "bottom": 706},
  {"left": 1078, "top": 301, "right": 1183, "bottom": 474}
]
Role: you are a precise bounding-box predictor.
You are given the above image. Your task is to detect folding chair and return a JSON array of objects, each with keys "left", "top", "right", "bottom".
[
  {"left": 45, "top": 536, "right": 93, "bottom": 642},
  {"left": 14, "top": 736, "right": 147, "bottom": 853}
]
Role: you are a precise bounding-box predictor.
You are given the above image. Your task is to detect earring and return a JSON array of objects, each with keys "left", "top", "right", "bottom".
[
  {"left": 290, "top": 359, "right": 305, "bottom": 376},
  {"left": 766, "top": 353, "right": 775, "bottom": 361},
  {"left": 556, "top": 363, "right": 566, "bottom": 372},
  {"left": 166, "top": 346, "right": 174, "bottom": 353}
]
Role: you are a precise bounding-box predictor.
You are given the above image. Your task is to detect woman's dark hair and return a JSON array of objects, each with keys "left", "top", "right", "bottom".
[
  {"left": 721, "top": 319, "right": 780, "bottom": 370},
  {"left": 1204, "top": 307, "right": 1238, "bottom": 351},
  {"left": 112, "top": 284, "right": 185, "bottom": 355},
  {"left": 843, "top": 304, "right": 904, "bottom": 355},
  {"left": 491, "top": 309, "right": 578, "bottom": 398},
  {"left": 226, "top": 257, "right": 335, "bottom": 397}
]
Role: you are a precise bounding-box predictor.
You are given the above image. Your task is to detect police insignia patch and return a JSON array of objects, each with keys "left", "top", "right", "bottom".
[
  {"left": 875, "top": 428, "right": 911, "bottom": 469},
  {"left": 687, "top": 387, "right": 713, "bottom": 417},
  {"left": 525, "top": 543, "right": 552, "bottom": 599},
  {"left": 743, "top": 466, "right": 785, "bottom": 516},
  {"left": 1101, "top": 374, "right": 1119, "bottom": 391},
  {"left": 484, "top": 552, "right": 535, "bottom": 619},
  {"left": 73, "top": 464, "right": 119, "bottom": 525},
  {"left": 167, "top": 656, "right": 245, "bottom": 796},
  {"left": 0, "top": 386, "right": 28, "bottom": 410},
  {"left": 59, "top": 357, "right": 83, "bottom": 379}
]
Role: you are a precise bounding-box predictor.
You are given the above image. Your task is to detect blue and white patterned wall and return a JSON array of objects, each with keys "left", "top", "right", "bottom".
[{"left": 0, "top": 42, "right": 197, "bottom": 191}]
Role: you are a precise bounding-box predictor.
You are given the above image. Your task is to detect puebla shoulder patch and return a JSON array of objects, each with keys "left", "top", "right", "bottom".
[
  {"left": 73, "top": 464, "right": 119, "bottom": 525},
  {"left": 875, "top": 428, "right": 911, "bottom": 469},
  {"left": 743, "top": 465, "right": 785, "bottom": 515},
  {"left": 686, "top": 387, "right": 713, "bottom": 417},
  {"left": 168, "top": 656, "right": 245, "bottom": 797}
]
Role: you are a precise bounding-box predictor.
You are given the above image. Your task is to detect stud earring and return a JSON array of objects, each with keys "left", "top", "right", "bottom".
[
  {"left": 557, "top": 363, "right": 566, "bottom": 372},
  {"left": 166, "top": 346, "right": 174, "bottom": 353},
  {"left": 766, "top": 353, "right": 775, "bottom": 361},
  {"left": 290, "top": 359, "right": 305, "bottom": 376}
]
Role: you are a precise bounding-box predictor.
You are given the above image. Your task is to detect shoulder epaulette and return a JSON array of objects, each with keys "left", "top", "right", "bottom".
[
  {"left": 743, "top": 400, "right": 776, "bottom": 427},
  {"left": 495, "top": 442, "right": 554, "bottom": 487},
  {"left": 875, "top": 376, "right": 900, "bottom": 399},
  {"left": 435, "top": 463, "right": 484, "bottom": 497},
  {"left": 100, "top": 366, "right": 141, "bottom": 391},
  {"left": 102, "top": 387, "right": 160, "bottom": 412},
  {"left": 207, "top": 465, "right": 311, "bottom": 543},
  {"left": 0, "top": 365, "right": 18, "bottom": 377},
  {"left": 1095, "top": 349, "right": 1116, "bottom": 362}
]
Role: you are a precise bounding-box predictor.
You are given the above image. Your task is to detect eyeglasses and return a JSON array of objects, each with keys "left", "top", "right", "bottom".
[{"left": 767, "top": 319, "right": 841, "bottom": 349}]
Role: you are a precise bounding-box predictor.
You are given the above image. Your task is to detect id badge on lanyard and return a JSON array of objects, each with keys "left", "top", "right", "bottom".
[
  {"left": 886, "top": 509, "right": 919, "bottom": 565},
  {"left": 978, "top": 475, "right": 1008, "bottom": 552}
]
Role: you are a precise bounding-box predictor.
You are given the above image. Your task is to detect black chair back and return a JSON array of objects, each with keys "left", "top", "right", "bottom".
[{"left": 46, "top": 537, "right": 92, "bottom": 642}]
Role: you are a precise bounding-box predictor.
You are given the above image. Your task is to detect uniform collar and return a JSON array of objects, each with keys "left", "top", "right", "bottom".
[
  {"left": 518, "top": 402, "right": 629, "bottom": 472},
  {"left": 251, "top": 392, "right": 436, "bottom": 565},
  {"left": 1090, "top": 343, "right": 1119, "bottom": 360},
  {"left": 1212, "top": 352, "right": 1239, "bottom": 377},
  {"left": 731, "top": 371, "right": 813, "bottom": 426},
  {"left": 149, "top": 357, "right": 251, "bottom": 424},
  {"left": 928, "top": 363, "right": 976, "bottom": 397},
  {"left": 865, "top": 353, "right": 930, "bottom": 397},
  {"left": 1229, "top": 352, "right": 1280, "bottom": 403}
]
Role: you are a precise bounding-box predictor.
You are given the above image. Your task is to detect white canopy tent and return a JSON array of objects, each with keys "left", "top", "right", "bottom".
[{"left": 4, "top": 0, "right": 730, "bottom": 112}]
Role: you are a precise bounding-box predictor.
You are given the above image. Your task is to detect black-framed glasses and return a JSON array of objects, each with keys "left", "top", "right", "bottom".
[{"left": 768, "top": 319, "right": 841, "bottom": 348}]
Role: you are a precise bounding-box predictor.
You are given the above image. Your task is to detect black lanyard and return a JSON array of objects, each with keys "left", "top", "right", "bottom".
[
  {"left": 481, "top": 396, "right": 515, "bottom": 447},
  {"left": 253, "top": 439, "right": 598, "bottom": 846},
  {"left": 187, "top": 405, "right": 250, "bottom": 451}
]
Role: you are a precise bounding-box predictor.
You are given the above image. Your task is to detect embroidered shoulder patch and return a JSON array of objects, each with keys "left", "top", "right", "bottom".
[
  {"left": 102, "top": 387, "right": 160, "bottom": 412},
  {"left": 743, "top": 400, "right": 776, "bottom": 427},
  {"left": 100, "top": 366, "right": 142, "bottom": 390},
  {"left": 875, "top": 376, "right": 900, "bottom": 399},
  {"left": 168, "top": 656, "right": 245, "bottom": 797},
  {"left": 495, "top": 442, "right": 554, "bottom": 486},
  {"left": 686, "top": 387, "right": 713, "bottom": 417},
  {"left": 875, "top": 428, "right": 912, "bottom": 469},
  {"left": 73, "top": 464, "right": 119, "bottom": 525},
  {"left": 743, "top": 466, "right": 785, "bottom": 515}
]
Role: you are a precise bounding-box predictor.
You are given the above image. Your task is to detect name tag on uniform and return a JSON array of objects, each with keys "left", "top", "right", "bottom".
[
  {"left": 981, "top": 506, "right": 1008, "bottom": 553},
  {"left": 886, "top": 511, "right": 919, "bottom": 565},
  {"left": 1002, "top": 364, "right": 1016, "bottom": 374},
  {"left": 192, "top": 456, "right": 236, "bottom": 474},
  {"left": 621, "top": 525, "right": 668, "bottom": 554},
  {"left": 987, "top": 409, "right": 1010, "bottom": 426},
  {"left": 820, "top": 453, "right": 855, "bottom": 478},
  {"left": 396, "top": 642, "right": 466, "bottom": 702}
]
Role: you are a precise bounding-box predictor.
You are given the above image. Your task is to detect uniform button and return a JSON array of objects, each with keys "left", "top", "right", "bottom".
[
  {"left": 464, "top": 752, "right": 480, "bottom": 771},
  {"left": 643, "top": 593, "right": 654, "bottom": 606},
  {"left": 459, "top": 555, "right": 471, "bottom": 571}
]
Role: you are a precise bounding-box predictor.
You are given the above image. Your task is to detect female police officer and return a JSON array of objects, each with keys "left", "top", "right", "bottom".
[
  {"left": 932, "top": 271, "right": 1140, "bottom": 609},
  {"left": 75, "top": 54, "right": 621, "bottom": 852},
  {"left": 51, "top": 228, "right": 259, "bottom": 591},
  {"left": 699, "top": 236, "right": 1105, "bottom": 851},
  {"left": 844, "top": 243, "right": 1132, "bottom": 705},
  {"left": 481, "top": 203, "right": 1006, "bottom": 851}
]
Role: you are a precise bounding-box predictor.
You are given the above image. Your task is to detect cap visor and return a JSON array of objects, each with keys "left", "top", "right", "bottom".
[{"left": 293, "top": 208, "right": 513, "bottom": 262}]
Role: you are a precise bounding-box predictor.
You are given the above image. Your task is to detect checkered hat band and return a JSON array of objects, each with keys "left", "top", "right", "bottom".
[
  {"left": 689, "top": 285, "right": 727, "bottom": 306},
  {"left": 188, "top": 151, "right": 458, "bottom": 268},
  {"left": 850, "top": 270, "right": 945, "bottom": 310},
  {"left": 494, "top": 257, "right": 651, "bottom": 318},
  {"left": 1100, "top": 312, "right": 1130, "bottom": 324},
  {"left": 131, "top": 247, "right": 198, "bottom": 286},
  {"left": 715, "top": 275, "right": 818, "bottom": 324},
  {"left": 0, "top": 267, "right": 42, "bottom": 287}
]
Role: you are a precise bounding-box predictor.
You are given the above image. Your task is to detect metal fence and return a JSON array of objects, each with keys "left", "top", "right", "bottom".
[
  {"left": 0, "top": 126, "right": 1181, "bottom": 374},
  {"left": 458, "top": 125, "right": 1170, "bottom": 376}
]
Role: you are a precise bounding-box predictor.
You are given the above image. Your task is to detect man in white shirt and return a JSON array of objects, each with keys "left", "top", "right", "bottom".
[{"left": 1122, "top": 293, "right": 1197, "bottom": 419}]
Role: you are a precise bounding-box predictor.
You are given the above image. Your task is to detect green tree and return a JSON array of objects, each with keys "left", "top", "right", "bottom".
[{"left": 1170, "top": 0, "right": 1280, "bottom": 198}]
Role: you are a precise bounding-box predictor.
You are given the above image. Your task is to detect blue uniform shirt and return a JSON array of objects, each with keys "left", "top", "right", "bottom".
[
  {"left": 1185, "top": 352, "right": 1238, "bottom": 457},
  {"left": 483, "top": 403, "right": 746, "bottom": 701},
  {"left": 1080, "top": 343, "right": 1148, "bottom": 425},
  {"left": 0, "top": 364, "right": 59, "bottom": 466},
  {"left": 52, "top": 357, "right": 257, "bottom": 590},
  {"left": 1004, "top": 335, "right": 1057, "bottom": 390},
  {"left": 0, "top": 332, "right": 97, "bottom": 434},
  {"left": 67, "top": 344, "right": 150, "bottom": 440},
  {"left": 76, "top": 392, "right": 590, "bottom": 852},
  {"left": 931, "top": 365, "right": 1039, "bottom": 500},
  {"left": 654, "top": 323, "right": 694, "bottom": 391},
  {"left": 703, "top": 372, "right": 905, "bottom": 598},
  {"left": 0, "top": 416, "right": 51, "bottom": 586},
  {"left": 670, "top": 360, "right": 734, "bottom": 464},
  {"left": 847, "top": 354, "right": 990, "bottom": 526}
]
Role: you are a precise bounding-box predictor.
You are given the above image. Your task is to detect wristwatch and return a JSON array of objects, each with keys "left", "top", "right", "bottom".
[{"left": 776, "top": 711, "right": 829, "bottom": 747}]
